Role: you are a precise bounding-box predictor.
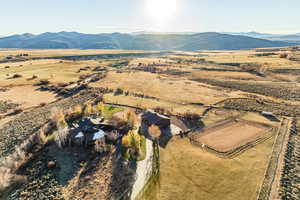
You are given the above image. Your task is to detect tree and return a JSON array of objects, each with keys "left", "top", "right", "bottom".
[
  {"left": 148, "top": 124, "right": 161, "bottom": 142},
  {"left": 121, "top": 130, "right": 142, "bottom": 160},
  {"left": 124, "top": 109, "right": 138, "bottom": 129},
  {"left": 51, "top": 107, "right": 69, "bottom": 148},
  {"left": 95, "top": 101, "right": 105, "bottom": 114},
  {"left": 83, "top": 103, "right": 93, "bottom": 116},
  {"left": 122, "top": 135, "right": 130, "bottom": 147},
  {"left": 73, "top": 105, "right": 82, "bottom": 117}
]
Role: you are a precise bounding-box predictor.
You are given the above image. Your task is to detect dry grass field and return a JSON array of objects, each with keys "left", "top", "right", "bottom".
[
  {"left": 103, "top": 94, "right": 207, "bottom": 114},
  {"left": 0, "top": 49, "right": 148, "bottom": 59},
  {"left": 156, "top": 137, "right": 275, "bottom": 200},
  {"left": 91, "top": 71, "right": 244, "bottom": 105},
  {"left": 0, "top": 59, "right": 100, "bottom": 87},
  {"left": 0, "top": 85, "right": 56, "bottom": 108}
]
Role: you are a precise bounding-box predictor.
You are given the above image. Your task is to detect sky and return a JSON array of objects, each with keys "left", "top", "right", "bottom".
[{"left": 1, "top": 0, "right": 300, "bottom": 36}]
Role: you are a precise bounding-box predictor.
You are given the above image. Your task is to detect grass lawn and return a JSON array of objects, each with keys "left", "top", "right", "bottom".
[
  {"left": 155, "top": 137, "right": 275, "bottom": 200},
  {"left": 137, "top": 136, "right": 147, "bottom": 161},
  {"left": 101, "top": 105, "right": 124, "bottom": 119}
]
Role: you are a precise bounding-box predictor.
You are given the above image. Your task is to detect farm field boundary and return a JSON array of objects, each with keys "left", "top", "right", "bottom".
[
  {"left": 256, "top": 117, "right": 291, "bottom": 200},
  {"left": 189, "top": 118, "right": 275, "bottom": 158}
]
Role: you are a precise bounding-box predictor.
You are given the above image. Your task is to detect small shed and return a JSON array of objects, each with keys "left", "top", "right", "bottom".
[{"left": 142, "top": 109, "right": 171, "bottom": 129}]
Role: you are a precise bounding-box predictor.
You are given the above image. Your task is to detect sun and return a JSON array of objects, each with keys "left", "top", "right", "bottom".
[{"left": 146, "top": 0, "right": 179, "bottom": 24}]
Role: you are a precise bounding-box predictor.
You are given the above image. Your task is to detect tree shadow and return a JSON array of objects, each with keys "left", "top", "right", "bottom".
[
  {"left": 262, "top": 114, "right": 280, "bottom": 122},
  {"left": 107, "top": 149, "right": 137, "bottom": 199},
  {"left": 159, "top": 127, "right": 173, "bottom": 148}
]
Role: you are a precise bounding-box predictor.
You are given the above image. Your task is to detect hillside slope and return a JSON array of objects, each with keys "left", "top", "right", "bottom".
[{"left": 0, "top": 32, "right": 294, "bottom": 50}]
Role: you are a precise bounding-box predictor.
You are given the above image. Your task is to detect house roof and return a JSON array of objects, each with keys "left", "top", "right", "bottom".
[
  {"left": 170, "top": 116, "right": 189, "bottom": 132},
  {"left": 93, "top": 129, "right": 105, "bottom": 140},
  {"left": 75, "top": 132, "right": 84, "bottom": 138}
]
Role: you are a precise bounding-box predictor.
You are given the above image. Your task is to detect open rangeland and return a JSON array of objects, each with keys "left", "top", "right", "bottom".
[
  {"left": 0, "top": 47, "right": 299, "bottom": 199},
  {"left": 155, "top": 137, "right": 275, "bottom": 200}
]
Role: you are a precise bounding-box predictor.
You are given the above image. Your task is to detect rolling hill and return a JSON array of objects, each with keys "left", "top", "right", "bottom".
[
  {"left": 225, "top": 32, "right": 300, "bottom": 43},
  {"left": 0, "top": 31, "right": 294, "bottom": 50}
]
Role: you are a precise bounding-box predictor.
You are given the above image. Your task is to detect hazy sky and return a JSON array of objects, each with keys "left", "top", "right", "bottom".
[{"left": 1, "top": 0, "right": 299, "bottom": 35}]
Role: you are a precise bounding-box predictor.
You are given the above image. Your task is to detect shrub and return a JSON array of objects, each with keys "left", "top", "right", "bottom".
[
  {"left": 57, "top": 82, "right": 69, "bottom": 87},
  {"left": 51, "top": 108, "right": 69, "bottom": 148},
  {"left": 29, "top": 75, "right": 38, "bottom": 80},
  {"left": 279, "top": 53, "right": 288, "bottom": 58},
  {"left": 153, "top": 107, "right": 168, "bottom": 115},
  {"left": 11, "top": 74, "right": 22, "bottom": 79},
  {"left": 39, "top": 102, "right": 46, "bottom": 107},
  {"left": 182, "top": 112, "right": 201, "bottom": 120},
  {"left": 51, "top": 108, "right": 67, "bottom": 128},
  {"left": 35, "top": 79, "right": 50, "bottom": 86},
  {"left": 114, "top": 88, "right": 124, "bottom": 96},
  {"left": 0, "top": 167, "right": 13, "bottom": 190},
  {"left": 9, "top": 108, "right": 23, "bottom": 115},
  {"left": 0, "top": 132, "right": 39, "bottom": 191},
  {"left": 54, "top": 126, "right": 69, "bottom": 148},
  {"left": 94, "top": 95, "right": 103, "bottom": 104}
]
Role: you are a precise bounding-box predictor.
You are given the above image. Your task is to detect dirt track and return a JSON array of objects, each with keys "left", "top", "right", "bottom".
[{"left": 199, "top": 121, "right": 269, "bottom": 152}]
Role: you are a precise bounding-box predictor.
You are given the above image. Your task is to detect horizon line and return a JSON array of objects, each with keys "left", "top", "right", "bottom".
[{"left": 1, "top": 30, "right": 300, "bottom": 37}]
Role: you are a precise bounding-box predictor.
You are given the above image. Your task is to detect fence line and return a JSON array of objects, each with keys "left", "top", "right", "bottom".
[
  {"left": 188, "top": 118, "right": 275, "bottom": 158},
  {"left": 256, "top": 118, "right": 290, "bottom": 200}
]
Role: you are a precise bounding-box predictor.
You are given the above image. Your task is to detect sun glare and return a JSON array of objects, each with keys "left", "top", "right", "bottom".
[{"left": 146, "top": 0, "right": 179, "bottom": 24}]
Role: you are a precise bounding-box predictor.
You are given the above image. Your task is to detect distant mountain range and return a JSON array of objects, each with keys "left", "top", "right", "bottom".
[
  {"left": 224, "top": 32, "right": 300, "bottom": 43},
  {"left": 0, "top": 31, "right": 296, "bottom": 50}
]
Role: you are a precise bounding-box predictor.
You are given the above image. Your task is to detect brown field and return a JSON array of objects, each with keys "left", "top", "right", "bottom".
[
  {"left": 0, "top": 49, "right": 148, "bottom": 59},
  {"left": 91, "top": 71, "right": 244, "bottom": 105},
  {"left": 198, "top": 121, "right": 270, "bottom": 152},
  {"left": 0, "top": 85, "right": 56, "bottom": 108},
  {"left": 154, "top": 137, "right": 275, "bottom": 200}
]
